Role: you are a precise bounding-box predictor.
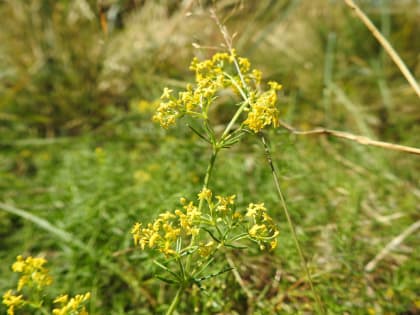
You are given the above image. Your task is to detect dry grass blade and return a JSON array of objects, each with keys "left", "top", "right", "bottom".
[
  {"left": 225, "top": 254, "right": 254, "bottom": 314},
  {"left": 344, "top": 0, "right": 420, "bottom": 98},
  {"left": 279, "top": 120, "right": 420, "bottom": 156},
  {"left": 365, "top": 220, "right": 420, "bottom": 272}
]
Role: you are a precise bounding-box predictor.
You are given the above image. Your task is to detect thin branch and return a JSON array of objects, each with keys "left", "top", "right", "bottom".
[
  {"left": 344, "top": 0, "right": 420, "bottom": 98},
  {"left": 365, "top": 220, "right": 420, "bottom": 272},
  {"left": 259, "top": 135, "right": 326, "bottom": 315},
  {"left": 279, "top": 120, "right": 420, "bottom": 156}
]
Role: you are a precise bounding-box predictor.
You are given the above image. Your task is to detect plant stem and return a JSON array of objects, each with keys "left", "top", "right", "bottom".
[
  {"left": 166, "top": 286, "right": 184, "bottom": 315},
  {"left": 180, "top": 93, "right": 248, "bottom": 313},
  {"left": 344, "top": 0, "right": 420, "bottom": 98},
  {"left": 259, "top": 134, "right": 326, "bottom": 315},
  {"left": 186, "top": 147, "right": 218, "bottom": 266},
  {"left": 221, "top": 100, "right": 249, "bottom": 141},
  {"left": 221, "top": 47, "right": 326, "bottom": 311},
  {"left": 169, "top": 148, "right": 219, "bottom": 315},
  {"left": 199, "top": 148, "right": 218, "bottom": 209}
]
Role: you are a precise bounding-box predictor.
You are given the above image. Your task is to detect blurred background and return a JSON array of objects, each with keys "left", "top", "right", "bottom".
[{"left": 0, "top": 0, "right": 419, "bottom": 314}]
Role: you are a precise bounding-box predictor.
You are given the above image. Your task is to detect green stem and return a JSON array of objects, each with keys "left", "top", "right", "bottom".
[
  {"left": 180, "top": 92, "right": 246, "bottom": 312},
  {"left": 259, "top": 134, "right": 326, "bottom": 315},
  {"left": 224, "top": 51, "right": 325, "bottom": 311},
  {"left": 171, "top": 50, "right": 258, "bottom": 314},
  {"left": 166, "top": 286, "right": 184, "bottom": 315},
  {"left": 199, "top": 148, "right": 218, "bottom": 208},
  {"left": 221, "top": 100, "right": 249, "bottom": 141},
  {"left": 172, "top": 149, "right": 218, "bottom": 315},
  {"left": 186, "top": 147, "right": 218, "bottom": 271},
  {"left": 218, "top": 76, "right": 250, "bottom": 142}
]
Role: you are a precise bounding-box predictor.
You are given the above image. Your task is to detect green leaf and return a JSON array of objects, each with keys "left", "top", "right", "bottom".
[
  {"left": 188, "top": 124, "right": 210, "bottom": 143},
  {"left": 202, "top": 227, "right": 221, "bottom": 243},
  {"left": 155, "top": 275, "right": 178, "bottom": 285}
]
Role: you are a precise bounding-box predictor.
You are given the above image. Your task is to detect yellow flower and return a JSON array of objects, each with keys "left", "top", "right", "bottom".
[
  {"left": 238, "top": 57, "right": 251, "bottom": 73},
  {"left": 52, "top": 292, "right": 90, "bottom": 315},
  {"left": 198, "top": 188, "right": 212, "bottom": 201},
  {"left": 153, "top": 100, "right": 180, "bottom": 129},
  {"left": 251, "top": 69, "right": 262, "bottom": 85},
  {"left": 131, "top": 222, "right": 142, "bottom": 246},
  {"left": 215, "top": 195, "right": 236, "bottom": 212},
  {"left": 246, "top": 203, "right": 279, "bottom": 250},
  {"left": 229, "top": 49, "right": 237, "bottom": 63},
  {"left": 2, "top": 290, "right": 24, "bottom": 315},
  {"left": 268, "top": 81, "right": 282, "bottom": 91},
  {"left": 54, "top": 294, "right": 69, "bottom": 304},
  {"left": 160, "top": 87, "right": 173, "bottom": 100},
  {"left": 154, "top": 50, "right": 283, "bottom": 134},
  {"left": 270, "top": 239, "right": 278, "bottom": 250},
  {"left": 163, "top": 224, "right": 181, "bottom": 240},
  {"left": 159, "top": 211, "right": 176, "bottom": 221},
  {"left": 249, "top": 224, "right": 267, "bottom": 237},
  {"left": 131, "top": 198, "right": 203, "bottom": 256},
  {"left": 12, "top": 255, "right": 52, "bottom": 291},
  {"left": 246, "top": 203, "right": 266, "bottom": 218},
  {"left": 385, "top": 288, "right": 394, "bottom": 300},
  {"left": 149, "top": 233, "right": 161, "bottom": 248},
  {"left": 232, "top": 211, "right": 242, "bottom": 220},
  {"left": 244, "top": 82, "right": 281, "bottom": 133}
]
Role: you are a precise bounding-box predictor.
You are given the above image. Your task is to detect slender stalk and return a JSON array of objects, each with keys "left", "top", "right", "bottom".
[
  {"left": 166, "top": 286, "right": 184, "bottom": 315},
  {"left": 259, "top": 134, "right": 326, "bottom": 315},
  {"left": 221, "top": 100, "right": 249, "bottom": 141},
  {"left": 219, "top": 44, "right": 326, "bottom": 312},
  {"left": 344, "top": 0, "right": 420, "bottom": 98},
  {"left": 185, "top": 147, "right": 218, "bottom": 268},
  {"left": 198, "top": 148, "right": 218, "bottom": 209},
  {"left": 174, "top": 84, "right": 250, "bottom": 313},
  {"left": 278, "top": 120, "right": 420, "bottom": 156},
  {"left": 168, "top": 147, "right": 219, "bottom": 315}
]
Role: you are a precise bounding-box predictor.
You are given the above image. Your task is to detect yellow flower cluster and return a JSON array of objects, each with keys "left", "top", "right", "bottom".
[
  {"left": 200, "top": 191, "right": 278, "bottom": 250},
  {"left": 52, "top": 293, "right": 91, "bottom": 315},
  {"left": 12, "top": 255, "right": 53, "bottom": 291},
  {"left": 152, "top": 87, "right": 179, "bottom": 128},
  {"left": 131, "top": 200, "right": 201, "bottom": 256},
  {"left": 197, "top": 241, "right": 215, "bottom": 258},
  {"left": 246, "top": 203, "right": 279, "bottom": 250},
  {"left": 197, "top": 187, "right": 212, "bottom": 201},
  {"left": 153, "top": 50, "right": 281, "bottom": 132},
  {"left": 197, "top": 188, "right": 240, "bottom": 222},
  {"left": 243, "top": 82, "right": 282, "bottom": 132},
  {"left": 2, "top": 256, "right": 90, "bottom": 315},
  {"left": 132, "top": 188, "right": 279, "bottom": 260},
  {"left": 215, "top": 194, "right": 236, "bottom": 213},
  {"left": 2, "top": 290, "right": 24, "bottom": 315},
  {"left": 153, "top": 52, "right": 233, "bottom": 129}
]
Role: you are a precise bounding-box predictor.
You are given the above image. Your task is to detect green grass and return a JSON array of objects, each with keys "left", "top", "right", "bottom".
[
  {"left": 1, "top": 0, "right": 419, "bottom": 314},
  {"left": 1, "top": 116, "right": 418, "bottom": 314}
]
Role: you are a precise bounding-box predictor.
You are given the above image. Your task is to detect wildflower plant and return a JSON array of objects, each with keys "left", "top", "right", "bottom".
[
  {"left": 2, "top": 255, "right": 90, "bottom": 315},
  {"left": 132, "top": 40, "right": 285, "bottom": 314}
]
